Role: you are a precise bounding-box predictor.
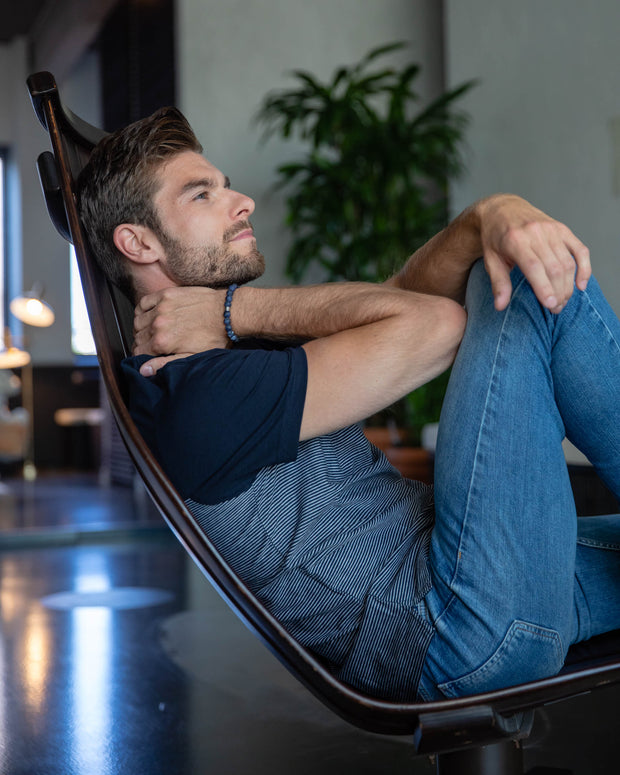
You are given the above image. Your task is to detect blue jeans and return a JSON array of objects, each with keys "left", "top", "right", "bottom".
[{"left": 418, "top": 259, "right": 620, "bottom": 700}]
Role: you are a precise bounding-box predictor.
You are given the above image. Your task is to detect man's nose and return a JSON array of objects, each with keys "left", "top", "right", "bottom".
[{"left": 231, "top": 190, "right": 255, "bottom": 219}]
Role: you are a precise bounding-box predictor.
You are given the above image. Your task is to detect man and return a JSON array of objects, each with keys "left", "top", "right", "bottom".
[{"left": 77, "top": 106, "right": 620, "bottom": 702}]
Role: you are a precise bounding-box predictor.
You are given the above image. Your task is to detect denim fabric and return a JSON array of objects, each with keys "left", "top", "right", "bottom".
[{"left": 418, "top": 260, "right": 620, "bottom": 700}]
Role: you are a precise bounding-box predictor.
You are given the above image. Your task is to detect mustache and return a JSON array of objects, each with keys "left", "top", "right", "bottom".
[{"left": 224, "top": 220, "right": 253, "bottom": 241}]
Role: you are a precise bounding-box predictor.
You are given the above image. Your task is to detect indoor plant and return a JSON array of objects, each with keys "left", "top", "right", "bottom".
[{"left": 256, "top": 42, "right": 474, "bottom": 473}]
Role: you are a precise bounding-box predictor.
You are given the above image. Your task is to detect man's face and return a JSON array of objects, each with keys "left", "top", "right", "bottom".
[{"left": 152, "top": 151, "right": 265, "bottom": 288}]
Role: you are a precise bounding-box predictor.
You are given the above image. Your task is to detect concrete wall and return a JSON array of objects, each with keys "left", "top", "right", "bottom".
[
  {"left": 2, "top": 0, "right": 443, "bottom": 364},
  {"left": 177, "top": 0, "right": 444, "bottom": 286},
  {"left": 445, "top": 0, "right": 620, "bottom": 313}
]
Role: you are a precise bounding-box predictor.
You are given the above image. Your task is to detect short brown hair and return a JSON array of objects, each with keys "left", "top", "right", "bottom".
[{"left": 77, "top": 106, "right": 202, "bottom": 300}]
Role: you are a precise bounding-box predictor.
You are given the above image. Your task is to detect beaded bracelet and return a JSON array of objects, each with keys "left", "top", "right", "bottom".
[{"left": 224, "top": 283, "right": 239, "bottom": 342}]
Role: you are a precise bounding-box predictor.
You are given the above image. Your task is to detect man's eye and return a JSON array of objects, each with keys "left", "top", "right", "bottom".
[{"left": 195, "top": 191, "right": 209, "bottom": 200}]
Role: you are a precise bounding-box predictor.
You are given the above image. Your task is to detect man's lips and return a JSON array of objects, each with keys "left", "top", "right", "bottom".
[{"left": 229, "top": 229, "right": 254, "bottom": 242}]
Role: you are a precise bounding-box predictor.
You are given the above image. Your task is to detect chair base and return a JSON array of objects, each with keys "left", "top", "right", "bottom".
[
  {"left": 436, "top": 739, "right": 524, "bottom": 775},
  {"left": 435, "top": 740, "right": 574, "bottom": 775}
]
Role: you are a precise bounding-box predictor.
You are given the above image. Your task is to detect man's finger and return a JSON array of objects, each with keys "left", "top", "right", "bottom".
[
  {"left": 136, "top": 292, "right": 163, "bottom": 313},
  {"left": 484, "top": 251, "right": 514, "bottom": 311},
  {"left": 570, "top": 236, "right": 591, "bottom": 292},
  {"left": 139, "top": 353, "right": 191, "bottom": 377}
]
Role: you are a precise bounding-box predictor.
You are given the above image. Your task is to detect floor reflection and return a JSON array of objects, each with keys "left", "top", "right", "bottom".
[
  {"left": 0, "top": 537, "right": 190, "bottom": 775},
  {"left": 0, "top": 473, "right": 162, "bottom": 537},
  {"left": 71, "top": 607, "right": 112, "bottom": 774},
  {"left": 0, "top": 476, "right": 618, "bottom": 773}
]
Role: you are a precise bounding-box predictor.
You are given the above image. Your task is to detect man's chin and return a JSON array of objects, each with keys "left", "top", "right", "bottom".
[
  {"left": 206, "top": 253, "right": 266, "bottom": 289},
  {"left": 236, "top": 251, "right": 266, "bottom": 285}
]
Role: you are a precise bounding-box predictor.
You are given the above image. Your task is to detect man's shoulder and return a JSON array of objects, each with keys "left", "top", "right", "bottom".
[
  {"left": 122, "top": 344, "right": 308, "bottom": 434},
  {"left": 121, "top": 345, "right": 308, "bottom": 503}
]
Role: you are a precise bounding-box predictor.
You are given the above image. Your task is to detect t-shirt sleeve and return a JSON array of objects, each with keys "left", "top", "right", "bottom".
[{"left": 123, "top": 346, "right": 307, "bottom": 504}]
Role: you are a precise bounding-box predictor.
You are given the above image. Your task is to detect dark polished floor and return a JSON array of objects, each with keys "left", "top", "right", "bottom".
[{"left": 0, "top": 473, "right": 619, "bottom": 774}]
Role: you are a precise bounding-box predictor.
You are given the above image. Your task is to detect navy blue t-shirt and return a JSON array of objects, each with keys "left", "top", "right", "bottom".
[{"left": 122, "top": 346, "right": 308, "bottom": 504}]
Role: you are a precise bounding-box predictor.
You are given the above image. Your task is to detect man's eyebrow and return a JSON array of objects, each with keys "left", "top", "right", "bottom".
[
  {"left": 180, "top": 177, "right": 217, "bottom": 195},
  {"left": 179, "top": 175, "right": 231, "bottom": 195}
]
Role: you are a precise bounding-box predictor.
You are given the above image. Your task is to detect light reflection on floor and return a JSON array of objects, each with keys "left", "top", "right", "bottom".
[{"left": 71, "top": 606, "right": 113, "bottom": 775}]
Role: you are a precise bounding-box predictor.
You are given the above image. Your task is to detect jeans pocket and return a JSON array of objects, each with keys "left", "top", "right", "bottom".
[{"left": 437, "top": 619, "right": 565, "bottom": 698}]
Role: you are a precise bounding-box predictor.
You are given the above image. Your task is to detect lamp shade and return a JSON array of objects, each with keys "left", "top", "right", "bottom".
[
  {"left": 0, "top": 347, "right": 31, "bottom": 369},
  {"left": 10, "top": 287, "right": 55, "bottom": 327}
]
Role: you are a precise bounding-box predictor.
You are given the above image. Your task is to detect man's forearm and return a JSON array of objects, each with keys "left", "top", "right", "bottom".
[
  {"left": 231, "top": 282, "right": 426, "bottom": 342},
  {"left": 387, "top": 199, "right": 484, "bottom": 303}
]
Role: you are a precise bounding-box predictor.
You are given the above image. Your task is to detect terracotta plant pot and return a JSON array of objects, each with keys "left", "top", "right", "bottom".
[{"left": 364, "top": 427, "right": 433, "bottom": 484}]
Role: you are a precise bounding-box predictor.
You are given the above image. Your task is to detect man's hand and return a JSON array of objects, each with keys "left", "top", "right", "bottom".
[
  {"left": 133, "top": 286, "right": 227, "bottom": 376},
  {"left": 477, "top": 194, "right": 591, "bottom": 313},
  {"left": 391, "top": 193, "right": 591, "bottom": 313}
]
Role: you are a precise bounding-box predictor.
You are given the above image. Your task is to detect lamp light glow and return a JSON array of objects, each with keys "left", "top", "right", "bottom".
[
  {"left": 10, "top": 285, "right": 55, "bottom": 328},
  {"left": 0, "top": 347, "right": 31, "bottom": 369}
]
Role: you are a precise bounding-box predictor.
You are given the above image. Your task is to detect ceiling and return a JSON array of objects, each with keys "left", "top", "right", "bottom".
[{"left": 0, "top": 0, "right": 48, "bottom": 43}]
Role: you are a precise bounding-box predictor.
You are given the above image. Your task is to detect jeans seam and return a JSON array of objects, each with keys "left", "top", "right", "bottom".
[
  {"left": 582, "top": 287, "right": 620, "bottom": 354},
  {"left": 452, "top": 274, "right": 529, "bottom": 587},
  {"left": 577, "top": 537, "right": 620, "bottom": 551},
  {"left": 573, "top": 570, "right": 591, "bottom": 642}
]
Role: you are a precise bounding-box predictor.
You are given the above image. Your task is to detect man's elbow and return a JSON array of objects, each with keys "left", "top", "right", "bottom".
[
  {"left": 445, "top": 297, "right": 467, "bottom": 345},
  {"left": 430, "top": 296, "right": 467, "bottom": 366}
]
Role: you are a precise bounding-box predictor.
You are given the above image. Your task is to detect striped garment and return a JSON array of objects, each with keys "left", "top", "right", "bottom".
[{"left": 187, "top": 423, "right": 436, "bottom": 701}]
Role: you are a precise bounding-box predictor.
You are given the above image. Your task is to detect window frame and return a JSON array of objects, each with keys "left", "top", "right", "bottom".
[{"left": 0, "top": 148, "right": 6, "bottom": 337}]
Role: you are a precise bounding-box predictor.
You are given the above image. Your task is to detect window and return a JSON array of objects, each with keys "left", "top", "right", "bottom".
[
  {"left": 0, "top": 151, "right": 5, "bottom": 334},
  {"left": 70, "top": 246, "right": 96, "bottom": 356}
]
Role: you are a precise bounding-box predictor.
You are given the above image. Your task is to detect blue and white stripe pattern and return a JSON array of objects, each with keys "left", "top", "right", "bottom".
[{"left": 187, "top": 423, "right": 436, "bottom": 701}]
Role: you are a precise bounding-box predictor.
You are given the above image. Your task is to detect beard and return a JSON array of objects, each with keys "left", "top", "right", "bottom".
[{"left": 158, "top": 220, "right": 266, "bottom": 289}]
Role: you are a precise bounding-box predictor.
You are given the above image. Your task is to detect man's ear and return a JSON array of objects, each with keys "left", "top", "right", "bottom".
[{"left": 113, "top": 224, "right": 162, "bottom": 265}]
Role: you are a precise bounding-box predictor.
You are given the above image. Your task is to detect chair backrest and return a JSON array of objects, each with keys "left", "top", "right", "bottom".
[{"left": 27, "top": 70, "right": 620, "bottom": 754}]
